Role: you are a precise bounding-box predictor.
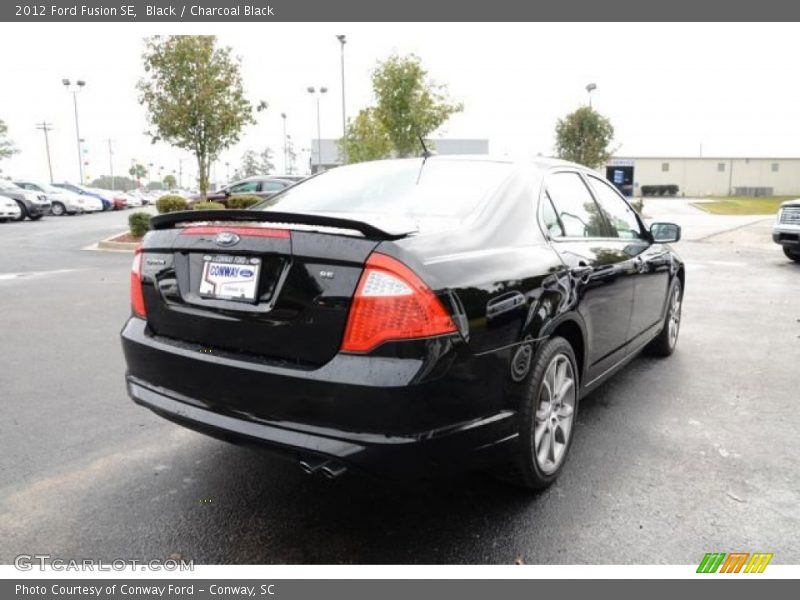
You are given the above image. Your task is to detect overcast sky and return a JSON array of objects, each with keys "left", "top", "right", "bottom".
[{"left": 1, "top": 22, "right": 799, "bottom": 186}]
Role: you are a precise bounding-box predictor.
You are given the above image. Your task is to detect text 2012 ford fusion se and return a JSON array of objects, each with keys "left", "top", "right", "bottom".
[{"left": 121, "top": 156, "right": 684, "bottom": 488}]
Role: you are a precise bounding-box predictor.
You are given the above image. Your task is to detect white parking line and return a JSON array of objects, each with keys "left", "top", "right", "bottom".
[{"left": 0, "top": 268, "right": 86, "bottom": 281}]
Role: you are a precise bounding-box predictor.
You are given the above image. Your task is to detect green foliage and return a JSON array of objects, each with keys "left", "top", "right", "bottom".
[
  {"left": 0, "top": 118, "right": 18, "bottom": 168},
  {"left": 554, "top": 106, "right": 615, "bottom": 169},
  {"left": 641, "top": 185, "right": 679, "bottom": 197},
  {"left": 89, "top": 175, "right": 138, "bottom": 191},
  {"left": 128, "top": 163, "right": 148, "bottom": 182},
  {"left": 339, "top": 108, "right": 393, "bottom": 164},
  {"left": 128, "top": 211, "right": 151, "bottom": 238},
  {"left": 371, "top": 54, "right": 463, "bottom": 158},
  {"left": 226, "top": 194, "right": 261, "bottom": 209},
  {"left": 239, "top": 147, "right": 275, "bottom": 177},
  {"left": 339, "top": 54, "right": 461, "bottom": 162},
  {"left": 193, "top": 201, "right": 226, "bottom": 210},
  {"left": 155, "top": 194, "right": 189, "bottom": 213},
  {"left": 138, "top": 36, "right": 255, "bottom": 198},
  {"left": 163, "top": 174, "right": 177, "bottom": 189}
]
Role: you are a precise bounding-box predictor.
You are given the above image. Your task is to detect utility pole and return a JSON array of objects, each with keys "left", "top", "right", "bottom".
[
  {"left": 178, "top": 158, "right": 184, "bottom": 189},
  {"left": 36, "top": 121, "right": 54, "bottom": 183},
  {"left": 106, "top": 138, "right": 114, "bottom": 190}
]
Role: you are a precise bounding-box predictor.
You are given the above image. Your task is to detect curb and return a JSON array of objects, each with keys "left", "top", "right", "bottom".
[{"left": 95, "top": 232, "right": 140, "bottom": 253}]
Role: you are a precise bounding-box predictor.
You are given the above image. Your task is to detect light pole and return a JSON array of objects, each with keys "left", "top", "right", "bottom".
[
  {"left": 585, "top": 82, "right": 597, "bottom": 108},
  {"left": 35, "top": 121, "right": 54, "bottom": 183},
  {"left": 106, "top": 138, "right": 114, "bottom": 190},
  {"left": 336, "top": 35, "right": 347, "bottom": 164},
  {"left": 280, "top": 112, "right": 288, "bottom": 174},
  {"left": 62, "top": 78, "right": 86, "bottom": 183},
  {"left": 307, "top": 86, "right": 327, "bottom": 173}
]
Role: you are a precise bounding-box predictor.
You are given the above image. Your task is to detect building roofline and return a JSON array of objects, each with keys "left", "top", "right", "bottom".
[{"left": 612, "top": 156, "right": 800, "bottom": 161}]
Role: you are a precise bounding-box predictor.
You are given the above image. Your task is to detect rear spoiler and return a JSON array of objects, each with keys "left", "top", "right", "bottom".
[{"left": 149, "top": 209, "right": 414, "bottom": 241}]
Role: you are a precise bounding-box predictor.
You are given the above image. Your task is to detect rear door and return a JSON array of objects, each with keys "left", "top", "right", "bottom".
[
  {"left": 586, "top": 175, "right": 671, "bottom": 343},
  {"left": 140, "top": 224, "right": 378, "bottom": 366},
  {"left": 542, "top": 170, "right": 638, "bottom": 383}
]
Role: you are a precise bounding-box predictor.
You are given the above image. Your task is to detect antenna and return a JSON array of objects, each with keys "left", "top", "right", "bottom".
[{"left": 416, "top": 131, "right": 433, "bottom": 159}]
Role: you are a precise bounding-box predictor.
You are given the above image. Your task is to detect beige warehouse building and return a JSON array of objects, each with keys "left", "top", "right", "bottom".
[{"left": 605, "top": 157, "right": 800, "bottom": 197}]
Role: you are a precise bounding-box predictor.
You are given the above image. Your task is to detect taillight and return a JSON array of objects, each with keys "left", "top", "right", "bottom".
[
  {"left": 341, "top": 253, "right": 457, "bottom": 353},
  {"left": 130, "top": 247, "right": 146, "bottom": 319}
]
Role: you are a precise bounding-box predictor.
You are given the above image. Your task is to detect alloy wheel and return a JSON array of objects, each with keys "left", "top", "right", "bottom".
[
  {"left": 533, "top": 353, "right": 576, "bottom": 474},
  {"left": 668, "top": 285, "right": 682, "bottom": 348}
]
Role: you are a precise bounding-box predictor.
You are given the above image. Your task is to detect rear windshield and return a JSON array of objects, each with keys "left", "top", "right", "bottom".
[{"left": 258, "top": 159, "right": 512, "bottom": 219}]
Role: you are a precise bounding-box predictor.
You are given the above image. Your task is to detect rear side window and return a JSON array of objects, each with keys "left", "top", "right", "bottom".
[
  {"left": 587, "top": 176, "right": 644, "bottom": 240},
  {"left": 263, "top": 180, "right": 287, "bottom": 192},
  {"left": 545, "top": 172, "right": 606, "bottom": 238},
  {"left": 229, "top": 181, "right": 259, "bottom": 194},
  {"left": 259, "top": 159, "right": 512, "bottom": 219}
]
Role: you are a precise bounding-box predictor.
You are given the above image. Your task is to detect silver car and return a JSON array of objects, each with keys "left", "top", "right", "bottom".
[
  {"left": 0, "top": 180, "right": 50, "bottom": 220},
  {"left": 773, "top": 199, "right": 800, "bottom": 262},
  {"left": 14, "top": 180, "right": 102, "bottom": 215}
]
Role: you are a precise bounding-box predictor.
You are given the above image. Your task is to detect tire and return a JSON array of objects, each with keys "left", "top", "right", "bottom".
[
  {"left": 29, "top": 214, "right": 43, "bottom": 221},
  {"left": 782, "top": 246, "right": 800, "bottom": 262},
  {"left": 50, "top": 201, "right": 66, "bottom": 216},
  {"left": 502, "top": 336, "right": 580, "bottom": 490},
  {"left": 645, "top": 278, "right": 683, "bottom": 357},
  {"left": 13, "top": 201, "right": 27, "bottom": 221}
]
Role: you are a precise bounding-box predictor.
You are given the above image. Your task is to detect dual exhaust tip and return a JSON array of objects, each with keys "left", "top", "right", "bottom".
[{"left": 299, "top": 457, "right": 347, "bottom": 480}]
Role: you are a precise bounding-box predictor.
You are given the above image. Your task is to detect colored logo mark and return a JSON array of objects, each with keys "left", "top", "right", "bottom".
[{"left": 697, "top": 552, "right": 773, "bottom": 573}]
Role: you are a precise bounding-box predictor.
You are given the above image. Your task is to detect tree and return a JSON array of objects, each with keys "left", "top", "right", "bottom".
[
  {"left": 129, "top": 163, "right": 148, "bottom": 187},
  {"left": 239, "top": 149, "right": 260, "bottom": 178},
  {"left": 0, "top": 119, "right": 18, "bottom": 171},
  {"left": 259, "top": 147, "right": 275, "bottom": 175},
  {"left": 137, "top": 36, "right": 255, "bottom": 198},
  {"left": 339, "top": 108, "right": 393, "bottom": 164},
  {"left": 554, "top": 106, "right": 615, "bottom": 169},
  {"left": 163, "top": 174, "right": 177, "bottom": 189},
  {"left": 90, "top": 175, "right": 138, "bottom": 191},
  {"left": 371, "top": 54, "right": 463, "bottom": 157},
  {"left": 238, "top": 147, "right": 275, "bottom": 178}
]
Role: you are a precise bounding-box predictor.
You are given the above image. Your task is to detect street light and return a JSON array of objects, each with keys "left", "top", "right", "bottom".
[
  {"left": 336, "top": 35, "right": 347, "bottom": 164},
  {"left": 585, "top": 82, "right": 597, "bottom": 108},
  {"left": 62, "top": 78, "right": 86, "bottom": 183},
  {"left": 307, "top": 86, "right": 328, "bottom": 174},
  {"left": 280, "top": 112, "right": 288, "bottom": 174}
]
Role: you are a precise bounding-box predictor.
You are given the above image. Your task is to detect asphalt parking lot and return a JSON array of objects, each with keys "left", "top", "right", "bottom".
[{"left": 0, "top": 206, "right": 798, "bottom": 565}]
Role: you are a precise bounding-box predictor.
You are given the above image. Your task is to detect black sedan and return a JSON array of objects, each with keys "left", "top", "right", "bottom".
[{"left": 121, "top": 157, "right": 684, "bottom": 489}]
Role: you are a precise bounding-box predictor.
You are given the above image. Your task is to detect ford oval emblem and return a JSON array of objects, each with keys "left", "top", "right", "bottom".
[{"left": 215, "top": 232, "right": 240, "bottom": 247}]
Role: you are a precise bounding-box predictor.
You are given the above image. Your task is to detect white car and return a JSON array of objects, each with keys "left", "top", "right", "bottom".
[
  {"left": 15, "top": 180, "right": 102, "bottom": 215},
  {"left": 0, "top": 194, "right": 22, "bottom": 221},
  {"left": 122, "top": 191, "right": 144, "bottom": 207}
]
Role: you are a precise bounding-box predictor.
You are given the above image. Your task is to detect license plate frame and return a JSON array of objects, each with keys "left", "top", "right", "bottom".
[{"left": 199, "top": 254, "right": 262, "bottom": 302}]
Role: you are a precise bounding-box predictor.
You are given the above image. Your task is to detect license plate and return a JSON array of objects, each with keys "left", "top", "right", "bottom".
[{"left": 199, "top": 255, "right": 261, "bottom": 301}]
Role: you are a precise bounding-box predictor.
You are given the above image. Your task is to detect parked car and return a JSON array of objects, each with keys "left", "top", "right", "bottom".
[
  {"left": 188, "top": 176, "right": 296, "bottom": 207},
  {"left": 0, "top": 180, "right": 51, "bottom": 220},
  {"left": 14, "top": 180, "right": 101, "bottom": 215},
  {"left": 0, "top": 194, "right": 22, "bottom": 221},
  {"left": 52, "top": 183, "right": 113, "bottom": 211},
  {"left": 121, "top": 157, "right": 684, "bottom": 488},
  {"left": 122, "top": 191, "right": 144, "bottom": 208},
  {"left": 772, "top": 199, "right": 800, "bottom": 262},
  {"left": 90, "top": 188, "right": 128, "bottom": 210}
]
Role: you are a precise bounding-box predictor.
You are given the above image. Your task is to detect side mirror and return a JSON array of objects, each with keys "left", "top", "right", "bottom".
[{"left": 650, "top": 222, "right": 681, "bottom": 243}]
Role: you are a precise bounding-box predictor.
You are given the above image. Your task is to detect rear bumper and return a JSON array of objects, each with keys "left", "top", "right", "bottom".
[{"left": 121, "top": 318, "right": 519, "bottom": 478}]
